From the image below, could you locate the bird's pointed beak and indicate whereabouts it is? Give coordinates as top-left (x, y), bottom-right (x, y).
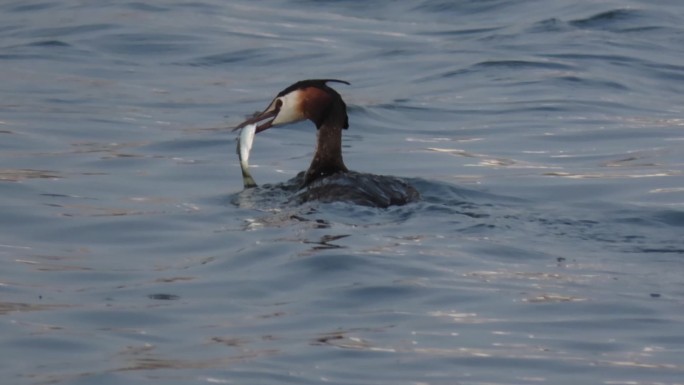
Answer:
top-left (232, 101), bottom-right (280, 133)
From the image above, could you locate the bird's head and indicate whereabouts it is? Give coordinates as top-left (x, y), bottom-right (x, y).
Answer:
top-left (233, 79), bottom-right (350, 133)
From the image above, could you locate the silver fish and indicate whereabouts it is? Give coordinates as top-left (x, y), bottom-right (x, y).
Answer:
top-left (236, 123), bottom-right (257, 189)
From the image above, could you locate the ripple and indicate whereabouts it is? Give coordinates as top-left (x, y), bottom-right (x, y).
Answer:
top-left (3, 1), bottom-right (684, 384)
top-left (473, 59), bottom-right (575, 71)
top-left (182, 49), bottom-right (267, 67)
top-left (570, 9), bottom-right (646, 31)
top-left (652, 210), bottom-right (684, 227)
top-left (0, 301), bottom-right (69, 315)
top-left (94, 32), bottom-right (201, 55)
top-left (123, 2), bottom-right (170, 12)
top-left (0, 168), bottom-right (61, 181)
top-left (26, 40), bottom-right (72, 47)
top-left (5, 2), bottom-right (59, 12)
top-left (22, 23), bottom-right (116, 38)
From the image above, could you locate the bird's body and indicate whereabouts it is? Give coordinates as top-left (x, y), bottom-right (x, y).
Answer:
top-left (233, 79), bottom-right (418, 208)
top-left (292, 170), bottom-right (418, 208)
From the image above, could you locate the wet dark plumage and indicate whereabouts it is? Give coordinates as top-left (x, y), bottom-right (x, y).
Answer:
top-left (291, 171), bottom-right (419, 208)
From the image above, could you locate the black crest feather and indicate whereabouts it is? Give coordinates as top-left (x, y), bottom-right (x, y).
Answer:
top-left (277, 79), bottom-right (350, 97)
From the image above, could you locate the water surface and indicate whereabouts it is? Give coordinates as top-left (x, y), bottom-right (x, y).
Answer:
top-left (1, 1), bottom-right (683, 384)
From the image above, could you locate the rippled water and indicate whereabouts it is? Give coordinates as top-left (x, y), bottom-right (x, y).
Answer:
top-left (2, 1), bottom-right (684, 384)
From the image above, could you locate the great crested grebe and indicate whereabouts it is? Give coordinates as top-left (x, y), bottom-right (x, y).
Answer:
top-left (233, 79), bottom-right (419, 207)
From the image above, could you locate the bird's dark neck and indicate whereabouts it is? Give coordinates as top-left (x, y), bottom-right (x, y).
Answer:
top-left (304, 103), bottom-right (348, 185)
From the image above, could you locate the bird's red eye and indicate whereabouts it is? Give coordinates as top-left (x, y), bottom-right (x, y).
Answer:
top-left (275, 99), bottom-right (283, 110)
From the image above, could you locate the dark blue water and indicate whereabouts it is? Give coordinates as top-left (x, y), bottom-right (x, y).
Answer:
top-left (2, 1), bottom-right (683, 384)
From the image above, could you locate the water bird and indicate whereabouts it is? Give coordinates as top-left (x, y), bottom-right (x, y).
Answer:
top-left (233, 79), bottom-right (419, 207)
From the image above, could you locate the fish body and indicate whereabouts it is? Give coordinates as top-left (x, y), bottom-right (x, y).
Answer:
top-left (236, 123), bottom-right (257, 188)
